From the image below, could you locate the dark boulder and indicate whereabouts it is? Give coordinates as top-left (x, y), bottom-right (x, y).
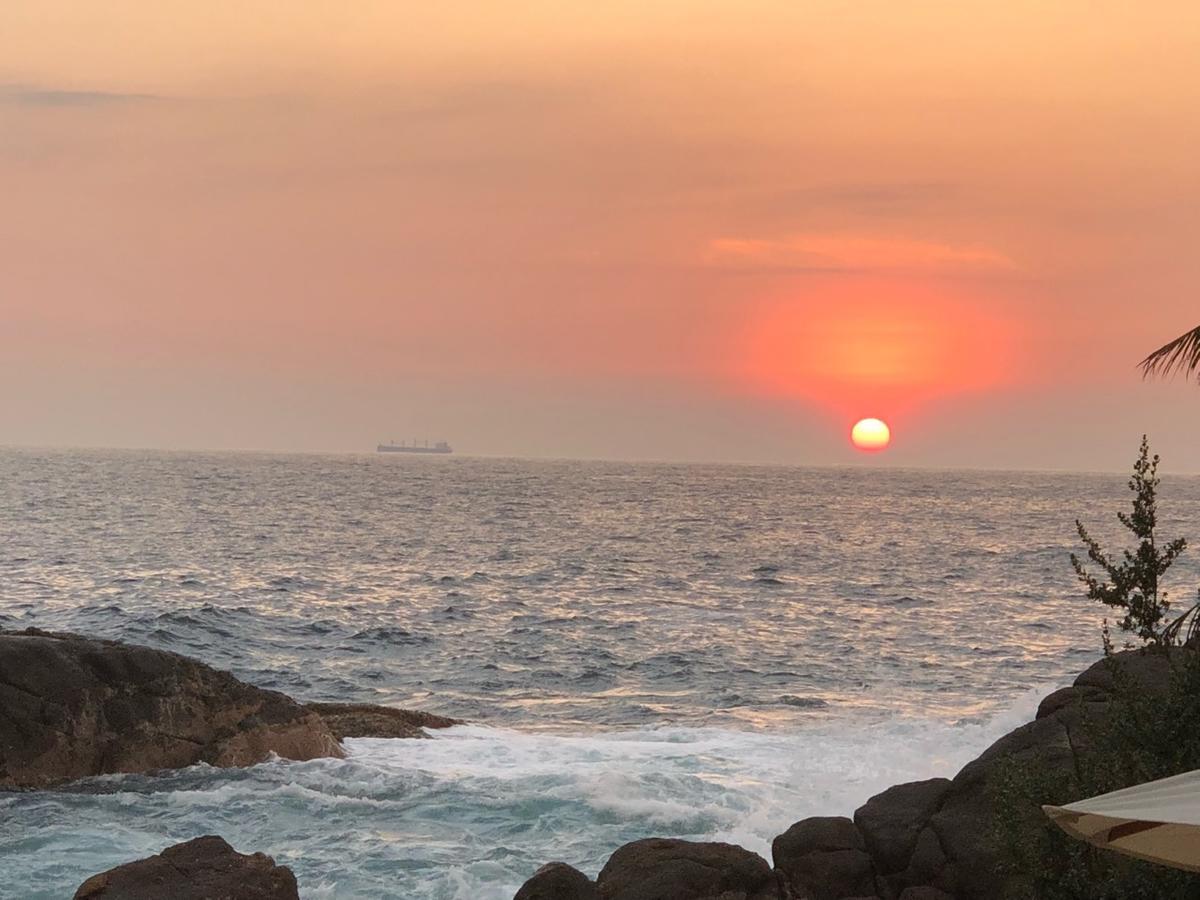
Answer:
top-left (896, 827), bottom-right (946, 891)
top-left (854, 779), bottom-right (950, 875)
top-left (73, 835), bottom-right (299, 899)
top-left (897, 889), bottom-right (954, 900)
top-left (515, 862), bottom-right (599, 899)
top-left (772, 817), bottom-right (875, 900)
top-left (852, 779), bottom-right (952, 896)
top-left (0, 628), bottom-right (343, 788)
top-left (597, 838), bottom-right (780, 900)
top-left (1033, 685), bottom-right (1080, 720)
top-left (306, 701), bottom-right (460, 739)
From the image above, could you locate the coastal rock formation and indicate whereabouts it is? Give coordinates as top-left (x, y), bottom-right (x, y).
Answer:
top-left (73, 835), bottom-right (299, 899)
top-left (772, 816), bottom-right (875, 899)
top-left (0, 627), bottom-right (343, 788)
top-left (514, 862), bottom-right (599, 899)
top-left (770, 648), bottom-right (1174, 900)
top-left (512, 839), bottom-right (781, 900)
top-left (306, 701), bottom-right (460, 739)
top-left (597, 838), bottom-right (780, 899)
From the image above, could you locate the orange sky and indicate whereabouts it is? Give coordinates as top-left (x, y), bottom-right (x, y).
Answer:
top-left (3, 2), bottom-right (1200, 467)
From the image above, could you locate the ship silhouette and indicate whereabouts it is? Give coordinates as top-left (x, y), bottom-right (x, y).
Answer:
top-left (376, 439), bottom-right (453, 455)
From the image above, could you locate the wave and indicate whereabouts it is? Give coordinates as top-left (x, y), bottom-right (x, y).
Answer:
top-left (0, 692), bottom-right (1053, 900)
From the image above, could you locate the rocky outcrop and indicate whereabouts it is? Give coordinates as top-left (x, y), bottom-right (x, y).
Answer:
top-left (772, 816), bottom-right (875, 899)
top-left (306, 702), bottom-right (460, 739)
top-left (73, 835), bottom-right (299, 899)
top-left (514, 862), bottom-right (599, 899)
top-left (0, 628), bottom-right (343, 788)
top-left (596, 838), bottom-right (780, 900)
top-left (770, 648), bottom-right (1177, 900)
top-left (854, 779), bottom-right (951, 877)
top-left (512, 840), bottom-right (782, 900)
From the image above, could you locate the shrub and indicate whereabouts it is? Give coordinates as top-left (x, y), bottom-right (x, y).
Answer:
top-left (1071, 435), bottom-right (1187, 648)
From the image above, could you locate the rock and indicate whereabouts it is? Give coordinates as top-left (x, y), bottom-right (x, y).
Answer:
top-left (1072, 646), bottom-right (1174, 694)
top-left (515, 862), bottom-right (599, 899)
top-left (1033, 686), bottom-right (1079, 719)
top-left (0, 628), bottom-right (343, 788)
top-left (854, 779), bottom-right (951, 875)
top-left (597, 838), bottom-right (779, 900)
top-left (897, 889), bottom-right (953, 900)
top-left (73, 835), bottom-right (299, 899)
top-left (307, 701), bottom-right (461, 739)
top-left (898, 827), bottom-right (946, 889)
top-left (771, 817), bottom-right (875, 900)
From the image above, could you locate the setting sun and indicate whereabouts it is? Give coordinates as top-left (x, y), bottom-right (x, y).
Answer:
top-left (851, 417), bottom-right (891, 451)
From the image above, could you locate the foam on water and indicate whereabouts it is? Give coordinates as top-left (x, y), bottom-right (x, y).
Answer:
top-left (1, 692), bottom-right (1047, 899)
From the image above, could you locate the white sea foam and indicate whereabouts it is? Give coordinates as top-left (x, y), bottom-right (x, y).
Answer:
top-left (0, 694), bottom-right (1052, 900)
top-left (341, 687), bottom-right (1048, 859)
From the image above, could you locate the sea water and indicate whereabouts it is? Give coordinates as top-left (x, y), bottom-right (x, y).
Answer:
top-left (3, 449), bottom-right (1200, 898)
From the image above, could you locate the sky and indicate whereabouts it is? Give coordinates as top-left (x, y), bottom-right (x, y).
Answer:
top-left (3, 2), bottom-right (1200, 469)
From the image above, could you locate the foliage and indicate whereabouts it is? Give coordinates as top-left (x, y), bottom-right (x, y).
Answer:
top-left (1141, 324), bottom-right (1200, 382)
top-left (1071, 435), bottom-right (1187, 648)
top-left (990, 648), bottom-right (1200, 899)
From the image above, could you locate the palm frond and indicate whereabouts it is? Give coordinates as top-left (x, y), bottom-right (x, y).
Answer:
top-left (1139, 325), bottom-right (1200, 380)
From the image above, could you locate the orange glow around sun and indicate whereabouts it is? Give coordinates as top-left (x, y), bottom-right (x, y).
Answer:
top-left (851, 417), bottom-right (891, 451)
top-left (738, 280), bottom-right (1017, 433)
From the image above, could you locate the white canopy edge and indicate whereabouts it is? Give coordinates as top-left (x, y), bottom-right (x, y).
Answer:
top-left (1044, 769), bottom-right (1200, 872)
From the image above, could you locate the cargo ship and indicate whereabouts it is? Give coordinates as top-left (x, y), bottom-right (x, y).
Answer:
top-left (376, 440), bottom-right (453, 454)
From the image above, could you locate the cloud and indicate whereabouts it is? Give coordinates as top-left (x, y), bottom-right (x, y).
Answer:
top-left (736, 182), bottom-right (959, 218)
top-left (705, 233), bottom-right (1016, 273)
top-left (0, 84), bottom-right (161, 107)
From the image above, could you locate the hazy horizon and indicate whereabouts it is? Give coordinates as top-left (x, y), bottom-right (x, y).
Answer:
top-left (8, 438), bottom-right (1200, 479)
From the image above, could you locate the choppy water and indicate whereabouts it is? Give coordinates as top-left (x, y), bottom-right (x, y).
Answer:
top-left (3, 449), bottom-right (1200, 898)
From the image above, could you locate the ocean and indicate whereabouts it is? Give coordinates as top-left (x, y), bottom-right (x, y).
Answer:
top-left (3, 448), bottom-right (1199, 898)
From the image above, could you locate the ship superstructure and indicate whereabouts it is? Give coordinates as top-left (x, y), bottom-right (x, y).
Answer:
top-left (376, 440), bottom-right (453, 454)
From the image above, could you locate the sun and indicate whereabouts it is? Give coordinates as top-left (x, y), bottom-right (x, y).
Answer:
top-left (851, 417), bottom-right (891, 451)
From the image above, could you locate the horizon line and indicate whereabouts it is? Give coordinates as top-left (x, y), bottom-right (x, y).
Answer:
top-left (2, 440), bottom-right (1194, 479)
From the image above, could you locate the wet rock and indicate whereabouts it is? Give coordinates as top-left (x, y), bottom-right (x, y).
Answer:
top-left (0, 628), bottom-right (343, 788)
top-left (898, 827), bottom-right (947, 889)
top-left (854, 778), bottom-right (951, 875)
top-left (597, 838), bottom-right (779, 899)
top-left (515, 862), bottom-right (599, 899)
top-left (771, 817), bottom-right (875, 900)
top-left (73, 835), bottom-right (299, 899)
top-left (1033, 686), bottom-right (1079, 719)
top-left (897, 888), bottom-right (954, 900)
top-left (306, 701), bottom-right (460, 739)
